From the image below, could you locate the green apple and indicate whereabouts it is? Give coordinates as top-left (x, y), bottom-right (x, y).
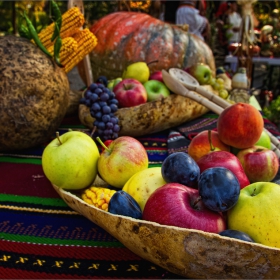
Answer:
top-left (188, 63), bottom-right (212, 85)
top-left (122, 167), bottom-right (166, 211)
top-left (107, 77), bottom-right (122, 91)
top-left (122, 62), bottom-right (150, 84)
top-left (143, 80), bottom-right (170, 102)
top-left (254, 130), bottom-right (271, 149)
top-left (42, 131), bottom-right (100, 190)
top-left (228, 182), bottom-right (280, 249)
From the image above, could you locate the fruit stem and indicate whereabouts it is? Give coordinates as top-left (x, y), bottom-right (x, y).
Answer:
top-left (208, 130), bottom-right (215, 152)
top-left (96, 137), bottom-right (110, 152)
top-left (56, 131), bottom-right (62, 145)
top-left (193, 196), bottom-right (202, 209)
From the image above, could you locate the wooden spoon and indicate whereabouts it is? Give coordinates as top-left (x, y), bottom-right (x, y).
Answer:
top-left (169, 68), bottom-right (231, 110)
top-left (162, 70), bottom-right (223, 115)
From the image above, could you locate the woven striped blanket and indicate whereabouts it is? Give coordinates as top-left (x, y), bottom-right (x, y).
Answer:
top-left (1, 112), bottom-right (279, 278)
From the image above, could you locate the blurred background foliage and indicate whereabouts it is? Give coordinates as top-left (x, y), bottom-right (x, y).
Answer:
top-left (1, 0), bottom-right (280, 36)
top-left (0, 1), bottom-right (119, 35)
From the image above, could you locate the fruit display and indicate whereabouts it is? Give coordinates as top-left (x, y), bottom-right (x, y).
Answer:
top-left (86, 12), bottom-right (215, 81)
top-left (79, 89), bottom-right (213, 137)
top-left (0, 35), bottom-right (69, 152)
top-left (49, 91), bottom-right (280, 278)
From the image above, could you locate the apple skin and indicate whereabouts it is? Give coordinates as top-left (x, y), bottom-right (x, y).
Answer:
top-left (143, 183), bottom-right (226, 233)
top-left (98, 136), bottom-right (149, 188)
top-left (217, 103), bottom-right (264, 149)
top-left (196, 151), bottom-right (250, 189)
top-left (107, 77), bottom-right (122, 91)
top-left (122, 167), bottom-right (166, 211)
top-left (228, 182), bottom-right (280, 248)
top-left (236, 146), bottom-right (279, 183)
top-left (113, 78), bottom-right (147, 108)
top-left (187, 63), bottom-right (212, 85)
top-left (254, 130), bottom-right (271, 149)
top-left (188, 130), bottom-right (231, 162)
top-left (42, 131), bottom-right (100, 190)
top-left (149, 70), bottom-right (164, 83)
top-left (143, 80), bottom-right (170, 102)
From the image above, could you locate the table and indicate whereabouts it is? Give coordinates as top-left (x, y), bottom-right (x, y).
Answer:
top-left (1, 112), bottom-right (280, 279)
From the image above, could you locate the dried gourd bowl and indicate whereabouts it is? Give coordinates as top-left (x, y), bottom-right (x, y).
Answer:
top-left (78, 84), bottom-right (216, 137)
top-left (53, 182), bottom-right (280, 279)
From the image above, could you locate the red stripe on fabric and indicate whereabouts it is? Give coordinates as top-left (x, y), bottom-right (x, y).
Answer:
top-left (0, 162), bottom-right (60, 198)
top-left (0, 240), bottom-right (141, 261)
top-left (0, 267), bottom-right (109, 279)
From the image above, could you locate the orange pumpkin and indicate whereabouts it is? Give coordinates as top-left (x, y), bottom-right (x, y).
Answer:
top-left (88, 12), bottom-right (215, 80)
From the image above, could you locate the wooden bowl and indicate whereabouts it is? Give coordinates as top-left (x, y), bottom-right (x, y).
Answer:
top-left (53, 184), bottom-right (280, 279)
top-left (79, 85), bottom-right (216, 137)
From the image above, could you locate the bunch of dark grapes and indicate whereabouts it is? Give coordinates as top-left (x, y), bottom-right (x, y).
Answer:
top-left (80, 82), bottom-right (120, 140)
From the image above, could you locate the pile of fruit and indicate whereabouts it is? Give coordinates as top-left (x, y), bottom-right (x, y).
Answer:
top-left (43, 100), bottom-right (280, 250)
top-left (79, 60), bottom-right (231, 140)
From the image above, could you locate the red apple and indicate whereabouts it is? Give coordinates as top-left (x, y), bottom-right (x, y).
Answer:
top-left (143, 183), bottom-right (226, 233)
top-left (236, 146), bottom-right (279, 183)
top-left (149, 70), bottom-right (164, 83)
top-left (217, 103), bottom-right (264, 149)
top-left (196, 151), bottom-right (250, 189)
top-left (97, 136), bottom-right (149, 188)
top-left (188, 130), bottom-right (231, 162)
top-left (113, 78), bottom-right (147, 108)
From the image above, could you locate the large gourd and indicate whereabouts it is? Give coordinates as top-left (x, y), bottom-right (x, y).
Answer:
top-left (86, 12), bottom-right (215, 80)
top-left (0, 36), bottom-right (70, 151)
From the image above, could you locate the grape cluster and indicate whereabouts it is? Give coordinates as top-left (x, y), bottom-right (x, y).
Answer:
top-left (80, 82), bottom-right (120, 140)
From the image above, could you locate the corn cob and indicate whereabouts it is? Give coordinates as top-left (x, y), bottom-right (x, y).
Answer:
top-left (81, 186), bottom-right (116, 211)
top-left (63, 28), bottom-right (98, 73)
top-left (47, 37), bottom-right (78, 64)
top-left (38, 7), bottom-right (85, 49)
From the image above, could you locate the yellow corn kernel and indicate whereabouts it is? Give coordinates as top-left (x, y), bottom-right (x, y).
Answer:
top-left (38, 7), bottom-right (85, 49)
top-left (81, 186), bottom-right (116, 212)
top-left (63, 28), bottom-right (98, 73)
top-left (47, 37), bottom-right (78, 63)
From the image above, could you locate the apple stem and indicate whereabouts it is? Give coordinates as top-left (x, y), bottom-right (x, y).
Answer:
top-left (56, 131), bottom-right (62, 145)
top-left (193, 196), bottom-right (202, 209)
top-left (96, 137), bottom-right (110, 152)
top-left (208, 130), bottom-right (215, 152)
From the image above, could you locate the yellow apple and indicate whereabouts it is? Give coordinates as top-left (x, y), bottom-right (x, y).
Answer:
top-left (228, 182), bottom-right (280, 248)
top-left (42, 131), bottom-right (100, 190)
top-left (122, 167), bottom-right (166, 211)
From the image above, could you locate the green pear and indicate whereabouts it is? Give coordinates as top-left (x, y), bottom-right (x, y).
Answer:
top-left (122, 62), bottom-right (150, 84)
top-left (228, 182), bottom-right (280, 249)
